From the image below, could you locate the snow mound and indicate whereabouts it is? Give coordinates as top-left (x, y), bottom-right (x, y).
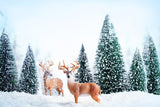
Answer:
top-left (0, 91), bottom-right (160, 107)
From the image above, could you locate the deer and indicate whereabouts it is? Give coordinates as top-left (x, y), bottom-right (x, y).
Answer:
top-left (58, 60), bottom-right (101, 103)
top-left (39, 60), bottom-right (64, 96)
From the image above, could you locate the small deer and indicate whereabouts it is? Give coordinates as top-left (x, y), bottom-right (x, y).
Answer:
top-left (39, 60), bottom-right (64, 96)
top-left (58, 60), bottom-right (101, 103)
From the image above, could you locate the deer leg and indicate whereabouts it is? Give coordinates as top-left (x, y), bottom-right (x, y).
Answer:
top-left (74, 94), bottom-right (79, 103)
top-left (56, 88), bottom-right (61, 96)
top-left (61, 89), bottom-right (64, 96)
top-left (49, 89), bottom-right (52, 96)
top-left (59, 88), bottom-right (64, 96)
top-left (91, 94), bottom-right (100, 103)
top-left (45, 88), bottom-right (47, 95)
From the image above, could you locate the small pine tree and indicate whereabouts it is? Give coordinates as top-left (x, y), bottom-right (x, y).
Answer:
top-left (143, 35), bottom-right (160, 95)
top-left (128, 48), bottom-right (146, 91)
top-left (75, 44), bottom-right (93, 83)
top-left (19, 45), bottom-right (38, 94)
top-left (95, 15), bottom-right (126, 94)
top-left (0, 29), bottom-right (18, 92)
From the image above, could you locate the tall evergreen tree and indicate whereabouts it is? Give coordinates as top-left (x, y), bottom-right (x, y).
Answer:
top-left (75, 44), bottom-right (93, 83)
top-left (128, 48), bottom-right (145, 91)
top-left (95, 15), bottom-right (125, 94)
top-left (19, 45), bottom-right (38, 94)
top-left (0, 29), bottom-right (18, 92)
top-left (143, 35), bottom-right (160, 95)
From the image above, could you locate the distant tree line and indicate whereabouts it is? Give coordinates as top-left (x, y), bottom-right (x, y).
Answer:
top-left (0, 13), bottom-right (160, 96)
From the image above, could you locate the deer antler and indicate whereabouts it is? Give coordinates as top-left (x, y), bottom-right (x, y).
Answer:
top-left (58, 60), bottom-right (69, 71)
top-left (39, 61), bottom-right (46, 71)
top-left (46, 60), bottom-right (54, 71)
top-left (71, 61), bottom-right (80, 72)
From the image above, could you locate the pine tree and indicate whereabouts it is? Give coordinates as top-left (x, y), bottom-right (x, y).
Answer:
top-left (128, 48), bottom-right (145, 91)
top-left (143, 35), bottom-right (160, 95)
top-left (19, 45), bottom-right (38, 94)
top-left (75, 44), bottom-right (93, 83)
top-left (0, 29), bottom-right (18, 92)
top-left (95, 15), bottom-right (125, 94)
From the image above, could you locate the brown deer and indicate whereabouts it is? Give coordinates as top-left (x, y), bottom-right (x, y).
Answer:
top-left (58, 60), bottom-right (101, 103)
top-left (39, 60), bottom-right (64, 96)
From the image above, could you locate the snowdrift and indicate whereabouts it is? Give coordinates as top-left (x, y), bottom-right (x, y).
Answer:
top-left (0, 91), bottom-right (160, 107)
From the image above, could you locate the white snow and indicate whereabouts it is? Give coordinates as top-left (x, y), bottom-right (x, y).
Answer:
top-left (0, 91), bottom-right (160, 107)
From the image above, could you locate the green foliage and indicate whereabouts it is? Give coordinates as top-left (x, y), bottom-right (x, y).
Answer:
top-left (75, 44), bottom-right (93, 83)
top-left (128, 48), bottom-right (146, 91)
top-left (95, 15), bottom-right (126, 94)
top-left (0, 30), bottom-right (18, 92)
top-left (19, 45), bottom-right (38, 94)
top-left (143, 35), bottom-right (160, 95)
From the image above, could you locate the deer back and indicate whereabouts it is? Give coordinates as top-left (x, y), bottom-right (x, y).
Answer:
top-left (46, 78), bottom-right (63, 89)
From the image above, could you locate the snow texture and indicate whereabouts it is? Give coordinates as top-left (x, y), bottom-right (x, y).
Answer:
top-left (0, 91), bottom-right (160, 107)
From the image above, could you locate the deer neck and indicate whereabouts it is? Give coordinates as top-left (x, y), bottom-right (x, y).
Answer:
top-left (67, 76), bottom-right (77, 94)
top-left (43, 75), bottom-right (47, 87)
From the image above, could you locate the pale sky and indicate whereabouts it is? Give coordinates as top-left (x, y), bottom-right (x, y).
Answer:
top-left (0, 0), bottom-right (160, 72)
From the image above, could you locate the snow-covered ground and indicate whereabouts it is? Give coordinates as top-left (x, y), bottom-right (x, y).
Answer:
top-left (0, 91), bottom-right (160, 107)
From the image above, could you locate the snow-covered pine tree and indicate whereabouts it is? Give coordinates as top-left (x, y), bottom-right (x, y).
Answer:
top-left (142, 35), bottom-right (160, 95)
top-left (75, 44), bottom-right (93, 83)
top-left (19, 45), bottom-right (38, 94)
top-left (0, 29), bottom-right (18, 92)
top-left (128, 48), bottom-right (145, 91)
top-left (95, 15), bottom-right (125, 94)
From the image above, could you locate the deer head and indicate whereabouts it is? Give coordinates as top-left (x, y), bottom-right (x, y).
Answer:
top-left (39, 60), bottom-right (54, 79)
top-left (58, 60), bottom-right (80, 78)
